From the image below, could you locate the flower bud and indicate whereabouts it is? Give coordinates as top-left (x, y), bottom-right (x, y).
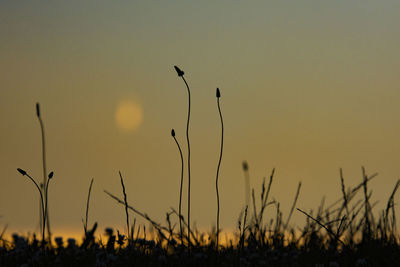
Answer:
top-left (174, 66), bottom-right (184, 77)
top-left (171, 129), bottom-right (175, 137)
top-left (48, 171), bottom-right (54, 179)
top-left (36, 103), bottom-right (40, 117)
top-left (216, 88), bottom-right (221, 98)
top-left (17, 168), bottom-right (27, 176)
top-left (242, 161), bottom-right (249, 171)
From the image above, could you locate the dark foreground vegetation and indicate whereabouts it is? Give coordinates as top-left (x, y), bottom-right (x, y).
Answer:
top-left (1, 166), bottom-right (400, 266)
top-left (2, 67), bottom-right (400, 266)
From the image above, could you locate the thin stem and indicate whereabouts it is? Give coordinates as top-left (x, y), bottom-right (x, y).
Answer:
top-left (339, 168), bottom-right (350, 217)
top-left (0, 224), bottom-right (7, 243)
top-left (44, 174), bottom-right (52, 245)
top-left (172, 132), bottom-right (184, 245)
top-left (181, 75), bottom-right (191, 250)
top-left (258, 168), bottom-right (275, 225)
top-left (215, 89), bottom-right (224, 249)
top-left (23, 172), bottom-right (46, 245)
top-left (84, 178), bottom-right (94, 234)
top-left (36, 103), bottom-right (51, 239)
top-left (119, 171), bottom-right (130, 243)
top-left (242, 162), bottom-right (250, 208)
top-left (284, 181), bottom-right (302, 230)
top-left (297, 208), bottom-right (345, 246)
top-left (104, 190), bottom-right (169, 233)
top-left (362, 167), bottom-right (371, 239)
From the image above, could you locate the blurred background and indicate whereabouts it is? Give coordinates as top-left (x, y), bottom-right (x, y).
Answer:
top-left (1, 0), bottom-right (400, 238)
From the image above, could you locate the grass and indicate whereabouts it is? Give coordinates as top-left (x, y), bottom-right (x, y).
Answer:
top-left (36, 103), bottom-right (51, 241)
top-left (215, 87), bottom-right (224, 250)
top-left (83, 178), bottom-right (94, 235)
top-left (2, 69), bottom-right (400, 266)
top-left (171, 128), bottom-right (185, 245)
top-left (16, 168), bottom-right (53, 247)
top-left (3, 167), bottom-right (400, 266)
top-left (174, 65), bottom-right (192, 251)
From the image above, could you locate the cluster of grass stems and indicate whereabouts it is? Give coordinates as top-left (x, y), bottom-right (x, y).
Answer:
top-left (3, 165), bottom-right (400, 266)
top-left (2, 68), bottom-right (400, 266)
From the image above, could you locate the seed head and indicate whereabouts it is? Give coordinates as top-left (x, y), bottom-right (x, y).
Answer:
top-left (17, 168), bottom-right (27, 176)
top-left (171, 129), bottom-right (175, 137)
top-left (48, 171), bottom-right (54, 179)
top-left (36, 103), bottom-right (40, 117)
top-left (242, 161), bottom-right (249, 171)
top-left (216, 88), bottom-right (221, 98)
top-left (174, 66), bottom-right (184, 77)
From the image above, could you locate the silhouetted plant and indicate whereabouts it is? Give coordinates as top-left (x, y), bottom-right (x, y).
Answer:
top-left (174, 65), bottom-right (192, 250)
top-left (16, 168), bottom-right (53, 246)
top-left (5, 166), bottom-right (400, 266)
top-left (36, 103), bottom-right (51, 240)
top-left (284, 181), bottom-right (302, 230)
top-left (242, 161), bottom-right (250, 209)
top-left (119, 171), bottom-right (131, 244)
top-left (215, 88), bottom-right (224, 250)
top-left (171, 128), bottom-right (185, 245)
top-left (83, 178), bottom-right (94, 235)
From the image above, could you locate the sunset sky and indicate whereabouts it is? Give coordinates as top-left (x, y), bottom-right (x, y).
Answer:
top-left (1, 1), bottom-right (400, 238)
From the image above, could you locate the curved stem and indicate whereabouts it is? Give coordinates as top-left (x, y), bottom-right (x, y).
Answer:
top-left (25, 173), bottom-right (46, 245)
top-left (85, 178), bottom-right (94, 234)
top-left (44, 177), bottom-right (52, 242)
top-left (216, 96), bottom-right (224, 250)
top-left (181, 76), bottom-right (191, 249)
top-left (173, 135), bottom-right (185, 245)
top-left (38, 115), bottom-right (50, 239)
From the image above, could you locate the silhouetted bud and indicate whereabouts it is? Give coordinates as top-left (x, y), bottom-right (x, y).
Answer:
top-left (48, 171), bottom-right (54, 179)
top-left (105, 228), bottom-right (114, 236)
top-left (216, 88), bottom-right (221, 98)
top-left (17, 168), bottom-right (27, 176)
top-left (174, 66), bottom-right (184, 77)
top-left (36, 103), bottom-right (40, 117)
top-left (242, 161), bottom-right (249, 171)
top-left (171, 129), bottom-right (175, 137)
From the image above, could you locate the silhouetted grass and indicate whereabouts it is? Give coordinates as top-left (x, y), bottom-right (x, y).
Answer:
top-left (215, 87), bottom-right (223, 250)
top-left (16, 168), bottom-right (53, 247)
top-left (171, 128), bottom-right (185, 245)
top-left (119, 171), bottom-right (130, 244)
top-left (174, 65), bottom-right (192, 251)
top-left (36, 103), bottom-right (52, 241)
top-left (4, 167), bottom-right (400, 266)
top-left (83, 178), bottom-right (94, 235)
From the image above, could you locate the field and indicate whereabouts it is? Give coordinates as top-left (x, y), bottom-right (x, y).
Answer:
top-left (1, 167), bottom-right (400, 266)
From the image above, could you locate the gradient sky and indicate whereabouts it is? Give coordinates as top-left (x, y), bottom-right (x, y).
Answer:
top-left (1, 1), bottom-right (400, 238)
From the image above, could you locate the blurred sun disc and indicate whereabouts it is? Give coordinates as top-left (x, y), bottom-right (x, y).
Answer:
top-left (115, 100), bottom-right (143, 133)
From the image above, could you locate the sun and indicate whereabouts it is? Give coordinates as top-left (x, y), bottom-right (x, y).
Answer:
top-left (115, 100), bottom-right (143, 133)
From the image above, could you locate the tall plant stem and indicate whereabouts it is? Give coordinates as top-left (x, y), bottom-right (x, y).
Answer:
top-left (36, 103), bottom-right (51, 240)
top-left (181, 75), bottom-right (192, 250)
top-left (172, 129), bottom-right (184, 245)
top-left (215, 88), bottom-right (223, 250)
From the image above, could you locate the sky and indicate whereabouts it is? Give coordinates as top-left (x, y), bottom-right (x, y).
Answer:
top-left (1, 0), bottom-right (400, 239)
